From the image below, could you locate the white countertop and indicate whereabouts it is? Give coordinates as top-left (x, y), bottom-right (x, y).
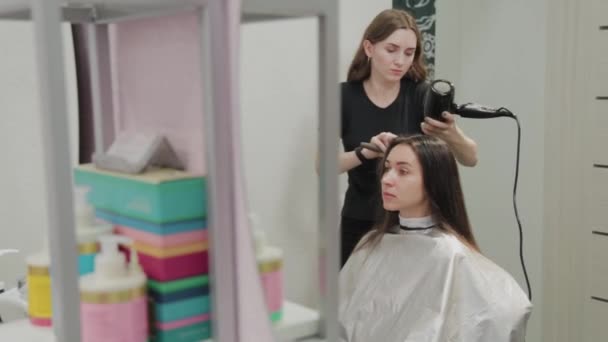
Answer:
top-left (0, 319), bottom-right (55, 342)
top-left (0, 300), bottom-right (320, 341)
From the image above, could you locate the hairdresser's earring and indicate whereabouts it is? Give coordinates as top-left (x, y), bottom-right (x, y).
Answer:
top-left (367, 56), bottom-right (371, 64)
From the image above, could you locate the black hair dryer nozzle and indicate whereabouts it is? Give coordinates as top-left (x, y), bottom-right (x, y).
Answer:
top-left (424, 79), bottom-right (514, 120)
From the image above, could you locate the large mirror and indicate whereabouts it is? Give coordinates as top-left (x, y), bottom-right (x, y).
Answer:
top-left (0, 0), bottom-right (604, 341)
top-left (239, 0), bottom-right (606, 341)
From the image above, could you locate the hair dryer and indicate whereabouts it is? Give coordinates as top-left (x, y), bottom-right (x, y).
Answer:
top-left (424, 79), bottom-right (514, 120)
top-left (422, 80), bottom-right (531, 300)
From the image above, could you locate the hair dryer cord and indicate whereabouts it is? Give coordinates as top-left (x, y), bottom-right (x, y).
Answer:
top-left (510, 112), bottom-right (532, 301)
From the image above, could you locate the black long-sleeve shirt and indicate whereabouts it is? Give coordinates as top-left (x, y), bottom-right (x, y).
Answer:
top-left (340, 77), bottom-right (429, 221)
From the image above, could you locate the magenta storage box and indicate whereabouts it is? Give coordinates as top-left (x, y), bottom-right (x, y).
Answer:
top-left (139, 252), bottom-right (208, 282)
top-left (121, 246), bottom-right (208, 282)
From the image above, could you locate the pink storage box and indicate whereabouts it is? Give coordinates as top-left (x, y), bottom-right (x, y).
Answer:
top-left (115, 225), bottom-right (207, 248)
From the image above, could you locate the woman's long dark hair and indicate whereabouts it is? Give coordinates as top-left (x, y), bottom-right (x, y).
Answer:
top-left (347, 9), bottom-right (427, 82)
top-left (358, 135), bottom-right (479, 251)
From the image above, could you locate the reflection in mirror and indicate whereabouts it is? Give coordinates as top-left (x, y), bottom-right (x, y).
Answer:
top-left (241, 0), bottom-right (608, 340)
top-left (240, 15), bottom-right (322, 340)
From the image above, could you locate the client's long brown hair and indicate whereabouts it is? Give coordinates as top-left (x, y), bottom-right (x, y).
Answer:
top-left (358, 135), bottom-right (479, 251)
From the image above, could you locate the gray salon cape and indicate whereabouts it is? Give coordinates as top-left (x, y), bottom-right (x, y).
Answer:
top-left (339, 219), bottom-right (532, 342)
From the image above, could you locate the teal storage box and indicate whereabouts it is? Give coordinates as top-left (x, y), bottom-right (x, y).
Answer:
top-left (74, 164), bottom-right (207, 224)
top-left (153, 295), bottom-right (210, 323)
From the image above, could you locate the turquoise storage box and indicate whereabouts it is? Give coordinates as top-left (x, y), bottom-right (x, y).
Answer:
top-left (74, 164), bottom-right (207, 224)
top-left (148, 275), bottom-right (209, 301)
top-left (96, 209), bottom-right (206, 235)
top-left (153, 295), bottom-right (210, 323)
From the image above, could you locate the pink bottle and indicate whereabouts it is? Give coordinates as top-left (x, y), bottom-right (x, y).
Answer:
top-left (79, 236), bottom-right (148, 342)
top-left (251, 215), bottom-right (284, 321)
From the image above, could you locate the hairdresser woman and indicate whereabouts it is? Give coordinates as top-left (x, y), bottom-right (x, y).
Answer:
top-left (318, 9), bottom-right (479, 266)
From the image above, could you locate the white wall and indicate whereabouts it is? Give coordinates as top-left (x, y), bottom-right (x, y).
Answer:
top-left (435, 0), bottom-right (546, 341)
top-left (239, 0), bottom-right (390, 307)
top-left (0, 22), bottom-right (78, 289)
top-left (239, 16), bottom-right (319, 308)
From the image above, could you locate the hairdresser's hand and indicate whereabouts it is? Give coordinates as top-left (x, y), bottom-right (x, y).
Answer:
top-left (422, 111), bottom-right (479, 167)
top-left (363, 132), bottom-right (397, 159)
top-left (421, 111), bottom-right (460, 142)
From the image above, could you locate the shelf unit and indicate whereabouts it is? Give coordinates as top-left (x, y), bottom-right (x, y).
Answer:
top-left (0, 0), bottom-right (339, 341)
top-left (0, 300), bottom-right (320, 341)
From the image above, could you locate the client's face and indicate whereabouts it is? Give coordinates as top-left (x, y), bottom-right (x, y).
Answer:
top-left (381, 144), bottom-right (429, 217)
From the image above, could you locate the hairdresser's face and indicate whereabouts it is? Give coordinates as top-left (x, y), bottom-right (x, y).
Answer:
top-left (365, 28), bottom-right (417, 82)
top-left (381, 144), bottom-right (430, 217)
